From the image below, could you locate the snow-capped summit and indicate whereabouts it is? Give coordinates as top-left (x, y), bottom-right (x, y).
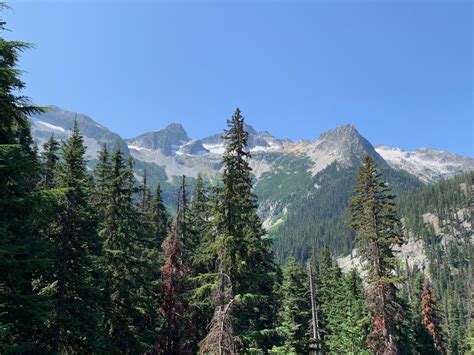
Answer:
top-left (201, 123), bottom-right (288, 154)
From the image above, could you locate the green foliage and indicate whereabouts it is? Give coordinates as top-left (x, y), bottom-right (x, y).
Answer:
top-left (0, 5), bottom-right (49, 352)
top-left (271, 258), bottom-right (311, 354)
top-left (205, 108), bottom-right (280, 352)
top-left (96, 149), bottom-right (160, 352)
top-left (349, 156), bottom-right (404, 354)
top-left (43, 122), bottom-right (104, 353)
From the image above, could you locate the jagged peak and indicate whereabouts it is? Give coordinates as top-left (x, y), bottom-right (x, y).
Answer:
top-left (318, 124), bottom-right (361, 140)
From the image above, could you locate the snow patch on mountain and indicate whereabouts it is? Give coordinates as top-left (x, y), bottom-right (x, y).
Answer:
top-left (36, 121), bottom-right (67, 132)
top-left (203, 143), bottom-right (226, 155)
top-left (375, 145), bottom-right (474, 183)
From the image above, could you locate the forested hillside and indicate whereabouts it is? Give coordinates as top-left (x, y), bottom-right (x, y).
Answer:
top-left (270, 161), bottom-right (422, 261)
top-left (398, 172), bottom-right (473, 354)
top-left (0, 6), bottom-right (472, 354)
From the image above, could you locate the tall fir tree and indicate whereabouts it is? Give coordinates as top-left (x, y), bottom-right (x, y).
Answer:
top-left (212, 108), bottom-right (279, 351)
top-left (96, 149), bottom-right (151, 353)
top-left (40, 135), bottom-right (60, 188)
top-left (48, 122), bottom-right (103, 353)
top-left (271, 258), bottom-right (311, 354)
top-left (0, 4), bottom-right (49, 352)
top-left (349, 156), bottom-right (404, 354)
top-left (187, 174), bottom-right (216, 348)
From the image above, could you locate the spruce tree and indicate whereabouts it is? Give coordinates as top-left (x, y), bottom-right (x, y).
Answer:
top-left (349, 156), bottom-right (404, 354)
top-left (187, 174), bottom-right (216, 348)
top-left (325, 269), bottom-right (369, 354)
top-left (0, 5), bottom-right (49, 351)
top-left (212, 108), bottom-right (279, 351)
top-left (97, 149), bottom-right (150, 353)
top-left (40, 135), bottom-right (60, 188)
top-left (271, 258), bottom-right (311, 354)
top-left (49, 122), bottom-right (103, 353)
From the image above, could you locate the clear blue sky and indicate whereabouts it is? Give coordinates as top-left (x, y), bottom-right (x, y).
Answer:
top-left (5, 0), bottom-right (473, 156)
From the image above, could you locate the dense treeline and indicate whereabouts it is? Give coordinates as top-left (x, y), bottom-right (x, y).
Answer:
top-left (398, 172), bottom-right (474, 354)
top-left (0, 7), bottom-right (471, 354)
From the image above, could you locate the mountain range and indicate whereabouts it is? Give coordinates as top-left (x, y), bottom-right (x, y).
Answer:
top-left (30, 105), bottom-right (474, 259)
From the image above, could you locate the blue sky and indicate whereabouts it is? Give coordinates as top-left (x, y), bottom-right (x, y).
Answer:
top-left (5, 0), bottom-right (473, 156)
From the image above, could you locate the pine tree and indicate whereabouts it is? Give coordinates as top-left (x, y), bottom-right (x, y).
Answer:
top-left (212, 108), bottom-right (279, 351)
top-left (149, 182), bottom-right (169, 246)
top-left (188, 174), bottom-right (211, 262)
top-left (94, 144), bottom-right (113, 217)
top-left (40, 135), bottom-right (60, 188)
top-left (271, 258), bottom-right (311, 354)
top-left (349, 156), bottom-right (404, 354)
top-left (0, 4), bottom-right (49, 351)
top-left (136, 173), bottom-right (167, 349)
top-left (48, 122), bottom-right (103, 353)
top-left (97, 149), bottom-right (150, 353)
top-left (187, 174), bottom-right (217, 349)
top-left (325, 269), bottom-right (369, 354)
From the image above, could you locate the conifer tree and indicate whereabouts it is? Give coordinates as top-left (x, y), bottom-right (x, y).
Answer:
top-left (213, 108), bottom-right (279, 350)
top-left (49, 122), bottom-right (103, 353)
top-left (0, 5), bottom-right (49, 351)
top-left (187, 174), bottom-right (217, 348)
top-left (325, 270), bottom-right (369, 354)
top-left (137, 173), bottom-right (167, 349)
top-left (271, 258), bottom-right (311, 354)
top-left (94, 144), bottom-right (113, 217)
top-left (155, 183), bottom-right (192, 354)
top-left (199, 267), bottom-right (236, 355)
top-left (97, 149), bottom-right (150, 352)
top-left (420, 278), bottom-right (446, 354)
top-left (149, 182), bottom-right (169, 246)
top-left (349, 156), bottom-right (404, 354)
top-left (40, 135), bottom-right (60, 188)
top-left (188, 174), bottom-right (211, 262)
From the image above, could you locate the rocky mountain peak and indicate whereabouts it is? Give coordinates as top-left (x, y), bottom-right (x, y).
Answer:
top-left (126, 123), bottom-right (190, 155)
top-left (301, 124), bottom-right (383, 176)
top-left (30, 105), bottom-right (129, 158)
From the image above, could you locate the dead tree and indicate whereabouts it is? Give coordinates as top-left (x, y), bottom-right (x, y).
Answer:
top-left (200, 269), bottom-right (235, 355)
top-left (308, 261), bottom-right (321, 354)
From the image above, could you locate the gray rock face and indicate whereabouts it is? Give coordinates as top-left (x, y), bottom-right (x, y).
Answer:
top-left (126, 123), bottom-right (190, 156)
top-left (301, 124), bottom-right (386, 176)
top-left (177, 140), bottom-right (209, 156)
top-left (30, 105), bottom-right (129, 159)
